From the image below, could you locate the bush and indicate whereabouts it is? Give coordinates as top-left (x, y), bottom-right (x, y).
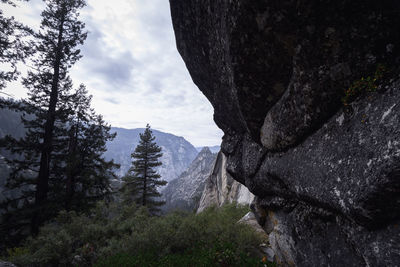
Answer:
top-left (342, 64), bottom-right (387, 105)
top-left (95, 246), bottom-right (270, 267)
top-left (6, 202), bottom-right (270, 266)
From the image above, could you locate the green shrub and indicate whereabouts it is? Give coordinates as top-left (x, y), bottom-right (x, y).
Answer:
top-left (7, 202), bottom-right (269, 266)
top-left (5, 247), bottom-right (29, 260)
top-left (95, 245), bottom-right (271, 267)
top-left (342, 64), bottom-right (386, 105)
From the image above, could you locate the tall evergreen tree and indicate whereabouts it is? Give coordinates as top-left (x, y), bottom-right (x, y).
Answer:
top-left (0, 0), bottom-right (87, 235)
top-left (26, 0), bottom-right (87, 234)
top-left (122, 124), bottom-right (167, 213)
top-left (63, 85), bottom-right (119, 211)
top-left (0, 77), bottom-right (74, 247)
top-left (0, 83), bottom-right (119, 248)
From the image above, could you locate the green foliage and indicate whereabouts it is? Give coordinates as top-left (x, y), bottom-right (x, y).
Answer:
top-left (62, 85), bottom-right (119, 211)
top-left (6, 202), bottom-right (268, 266)
top-left (342, 64), bottom-right (387, 105)
top-left (94, 246), bottom-right (274, 267)
top-left (6, 247), bottom-right (29, 259)
top-left (0, 86), bottom-right (118, 248)
top-left (0, 0), bottom-right (91, 240)
top-left (0, 0), bottom-right (118, 245)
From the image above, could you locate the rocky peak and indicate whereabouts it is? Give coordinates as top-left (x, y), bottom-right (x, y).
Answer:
top-left (196, 146), bottom-right (212, 158)
top-left (162, 147), bottom-right (217, 212)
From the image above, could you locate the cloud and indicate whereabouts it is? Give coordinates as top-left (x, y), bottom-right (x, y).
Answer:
top-left (73, 20), bottom-right (137, 88)
top-left (2, 0), bottom-right (224, 147)
top-left (91, 51), bottom-right (135, 85)
top-left (103, 97), bottom-right (120, 105)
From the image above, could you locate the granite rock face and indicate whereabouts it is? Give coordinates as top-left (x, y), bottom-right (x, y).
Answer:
top-left (163, 147), bottom-right (217, 211)
top-left (197, 151), bottom-right (254, 213)
top-left (170, 0), bottom-right (400, 266)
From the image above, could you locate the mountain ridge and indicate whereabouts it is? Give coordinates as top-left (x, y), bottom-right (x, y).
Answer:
top-left (0, 108), bottom-right (202, 198)
top-left (195, 145), bottom-right (220, 153)
top-left (104, 127), bottom-right (199, 183)
top-left (162, 146), bottom-right (217, 212)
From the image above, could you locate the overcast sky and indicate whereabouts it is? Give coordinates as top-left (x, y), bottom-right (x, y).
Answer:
top-left (1, 0), bottom-right (223, 147)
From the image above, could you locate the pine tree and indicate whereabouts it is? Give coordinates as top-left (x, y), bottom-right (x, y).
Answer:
top-left (0, 78), bottom-right (73, 247)
top-left (0, 0), bottom-right (87, 235)
top-left (0, 83), bottom-right (119, 248)
top-left (26, 0), bottom-right (87, 234)
top-left (63, 85), bottom-right (119, 211)
top-left (122, 124), bottom-right (167, 213)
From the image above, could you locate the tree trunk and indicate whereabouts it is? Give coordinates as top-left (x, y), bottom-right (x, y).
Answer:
top-left (31, 11), bottom-right (65, 235)
top-left (142, 160), bottom-right (147, 206)
top-left (142, 148), bottom-right (148, 206)
top-left (65, 125), bottom-right (78, 211)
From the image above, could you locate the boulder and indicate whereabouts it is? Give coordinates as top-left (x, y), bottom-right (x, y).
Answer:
top-left (0, 261), bottom-right (16, 267)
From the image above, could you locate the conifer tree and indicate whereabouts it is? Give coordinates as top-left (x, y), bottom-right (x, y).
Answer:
top-left (63, 85), bottom-right (119, 211)
top-left (0, 0), bottom-right (87, 235)
top-left (0, 83), bottom-right (119, 247)
top-left (122, 124), bottom-right (167, 213)
top-left (27, 0), bottom-right (87, 234)
top-left (0, 77), bottom-right (74, 247)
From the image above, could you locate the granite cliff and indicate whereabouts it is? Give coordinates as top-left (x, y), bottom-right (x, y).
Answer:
top-left (170, 1), bottom-right (400, 266)
top-left (197, 151), bottom-right (254, 213)
top-left (162, 147), bottom-right (217, 211)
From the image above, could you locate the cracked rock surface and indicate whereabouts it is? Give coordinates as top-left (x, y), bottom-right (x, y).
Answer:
top-left (170, 0), bottom-right (400, 266)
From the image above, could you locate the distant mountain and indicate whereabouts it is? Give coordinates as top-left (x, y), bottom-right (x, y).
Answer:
top-left (0, 107), bottom-right (199, 194)
top-left (196, 145), bottom-right (220, 153)
top-left (162, 147), bottom-right (217, 212)
top-left (105, 127), bottom-right (199, 183)
top-left (0, 107), bottom-right (26, 139)
top-left (0, 107), bottom-right (28, 202)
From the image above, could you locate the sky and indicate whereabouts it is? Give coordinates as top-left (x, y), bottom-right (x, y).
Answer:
top-left (1, 0), bottom-right (223, 147)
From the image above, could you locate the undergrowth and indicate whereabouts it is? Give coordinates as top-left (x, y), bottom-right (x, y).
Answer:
top-left (4, 202), bottom-right (273, 266)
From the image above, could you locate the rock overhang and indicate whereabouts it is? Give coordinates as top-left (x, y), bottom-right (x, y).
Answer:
top-left (169, 0), bottom-right (400, 265)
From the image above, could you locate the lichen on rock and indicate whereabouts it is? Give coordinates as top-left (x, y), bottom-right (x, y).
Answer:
top-left (170, 0), bottom-right (400, 266)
